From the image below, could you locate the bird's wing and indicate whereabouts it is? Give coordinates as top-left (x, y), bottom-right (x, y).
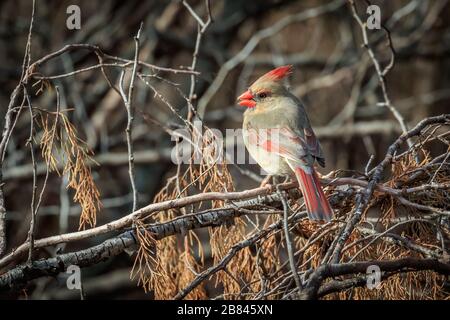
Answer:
top-left (302, 126), bottom-right (325, 167)
top-left (288, 95), bottom-right (326, 167)
top-left (246, 125), bottom-right (317, 167)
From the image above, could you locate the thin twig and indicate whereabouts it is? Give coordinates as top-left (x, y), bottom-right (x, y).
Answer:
top-left (25, 89), bottom-right (37, 263)
top-left (276, 185), bottom-right (302, 292)
top-left (119, 23), bottom-right (143, 212)
top-left (328, 114), bottom-right (450, 264)
top-left (174, 210), bottom-right (304, 300)
top-left (0, 0), bottom-right (36, 258)
top-left (183, 0), bottom-right (212, 122)
top-left (348, 0), bottom-right (412, 147)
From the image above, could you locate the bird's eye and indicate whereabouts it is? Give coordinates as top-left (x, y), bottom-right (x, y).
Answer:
top-left (258, 92), bottom-right (268, 99)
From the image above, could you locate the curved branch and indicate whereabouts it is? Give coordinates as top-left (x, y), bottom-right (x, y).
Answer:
top-left (299, 257), bottom-right (450, 299)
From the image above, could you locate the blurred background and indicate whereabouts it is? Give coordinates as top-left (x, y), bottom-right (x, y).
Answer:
top-left (0, 0), bottom-right (449, 298)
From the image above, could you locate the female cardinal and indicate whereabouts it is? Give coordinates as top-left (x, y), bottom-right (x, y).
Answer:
top-left (237, 65), bottom-right (333, 221)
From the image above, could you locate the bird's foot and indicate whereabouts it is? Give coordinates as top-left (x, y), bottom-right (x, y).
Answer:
top-left (316, 171), bottom-right (333, 179)
top-left (260, 174), bottom-right (273, 189)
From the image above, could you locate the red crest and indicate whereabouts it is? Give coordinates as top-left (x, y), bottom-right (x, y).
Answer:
top-left (259, 65), bottom-right (293, 82)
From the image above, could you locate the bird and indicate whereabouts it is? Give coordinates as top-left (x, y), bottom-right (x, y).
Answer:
top-left (237, 65), bottom-right (334, 222)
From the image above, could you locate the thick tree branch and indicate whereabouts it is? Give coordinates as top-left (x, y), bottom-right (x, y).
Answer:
top-left (0, 193), bottom-right (285, 291)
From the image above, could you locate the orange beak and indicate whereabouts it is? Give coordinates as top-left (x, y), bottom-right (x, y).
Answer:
top-left (237, 90), bottom-right (256, 108)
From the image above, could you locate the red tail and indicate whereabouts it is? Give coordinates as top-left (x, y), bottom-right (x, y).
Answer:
top-left (295, 167), bottom-right (333, 222)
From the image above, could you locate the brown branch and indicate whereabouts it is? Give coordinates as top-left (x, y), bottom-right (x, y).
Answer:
top-left (118, 23), bottom-right (143, 213)
top-left (174, 209), bottom-right (305, 300)
top-left (28, 44), bottom-right (198, 78)
top-left (0, 184), bottom-right (287, 269)
top-left (329, 114), bottom-right (450, 263)
top-left (299, 257), bottom-right (450, 300)
top-left (183, 0), bottom-right (212, 122)
top-left (348, 0), bottom-right (411, 146)
top-left (0, 193), bottom-right (287, 291)
top-left (24, 88), bottom-right (37, 263)
top-left (0, 0), bottom-right (36, 257)
top-left (277, 186), bottom-right (302, 291)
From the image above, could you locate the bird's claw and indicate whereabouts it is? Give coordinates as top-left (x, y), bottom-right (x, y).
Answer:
top-left (260, 174), bottom-right (273, 189)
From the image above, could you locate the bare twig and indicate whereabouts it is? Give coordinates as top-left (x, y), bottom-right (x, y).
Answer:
top-left (174, 210), bottom-right (304, 300)
top-left (0, 0), bottom-right (36, 258)
top-left (0, 183), bottom-right (283, 269)
top-left (329, 114), bottom-right (450, 264)
top-left (276, 186), bottom-right (302, 292)
top-left (348, 0), bottom-right (412, 147)
top-left (118, 23), bottom-right (143, 212)
top-left (25, 89), bottom-right (37, 263)
top-left (182, 0), bottom-right (212, 122)
top-left (299, 257), bottom-right (450, 299)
